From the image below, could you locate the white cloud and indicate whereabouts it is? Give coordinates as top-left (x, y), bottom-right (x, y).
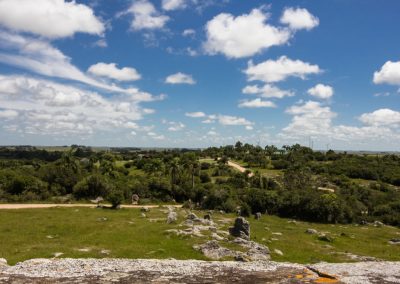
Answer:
top-left (282, 100), bottom-right (337, 137)
top-left (168, 122), bottom-right (185, 131)
top-left (279, 101), bottom-right (400, 149)
top-left (245, 56), bottom-right (321, 83)
top-left (0, 0), bottom-right (104, 38)
top-left (162, 0), bottom-right (186, 11)
top-left (0, 109), bottom-right (18, 119)
top-left (165, 72), bottom-right (196, 84)
top-left (359, 108), bottom-right (400, 127)
top-left (218, 115), bottom-right (253, 126)
top-left (88, 62), bottom-right (141, 81)
top-left (373, 60), bottom-right (400, 85)
top-left (203, 8), bottom-right (291, 58)
top-left (182, 29), bottom-right (196, 37)
top-left (242, 84), bottom-right (294, 98)
top-left (238, 98), bottom-right (276, 108)
top-left (307, 84), bottom-right (334, 99)
top-left (0, 74), bottom-right (154, 136)
top-left (185, 111), bottom-right (206, 118)
top-left (0, 32), bottom-right (161, 101)
top-left (128, 0), bottom-right (169, 30)
top-left (280, 7), bottom-right (319, 31)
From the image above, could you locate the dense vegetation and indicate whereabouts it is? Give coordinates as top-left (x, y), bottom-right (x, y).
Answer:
top-left (0, 143), bottom-right (399, 226)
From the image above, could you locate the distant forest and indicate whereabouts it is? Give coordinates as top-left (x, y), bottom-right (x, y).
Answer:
top-left (0, 143), bottom-right (399, 226)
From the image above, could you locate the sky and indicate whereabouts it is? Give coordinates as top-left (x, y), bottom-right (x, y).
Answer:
top-left (0, 0), bottom-right (399, 150)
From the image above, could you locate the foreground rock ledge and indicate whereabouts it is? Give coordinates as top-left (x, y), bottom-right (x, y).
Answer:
top-left (0, 259), bottom-right (399, 283)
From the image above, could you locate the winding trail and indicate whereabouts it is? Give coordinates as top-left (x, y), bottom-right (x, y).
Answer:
top-left (227, 160), bottom-right (254, 177)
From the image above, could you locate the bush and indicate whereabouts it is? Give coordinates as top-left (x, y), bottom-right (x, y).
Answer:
top-left (107, 190), bottom-right (124, 209)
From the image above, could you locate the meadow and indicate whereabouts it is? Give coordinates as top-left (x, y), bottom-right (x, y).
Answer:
top-left (1, 206), bottom-right (399, 265)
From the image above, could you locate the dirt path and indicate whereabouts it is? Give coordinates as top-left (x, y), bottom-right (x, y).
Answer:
top-left (227, 161), bottom-right (254, 177)
top-left (0, 204), bottom-right (182, 210)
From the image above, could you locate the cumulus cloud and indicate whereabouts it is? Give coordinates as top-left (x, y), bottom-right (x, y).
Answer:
top-left (373, 60), bottom-right (400, 85)
top-left (359, 108), bottom-right (400, 127)
top-left (279, 101), bottom-right (400, 149)
top-left (242, 84), bottom-right (294, 99)
top-left (0, 74), bottom-right (155, 136)
top-left (307, 84), bottom-right (334, 99)
top-left (0, 0), bottom-right (104, 39)
top-left (238, 98), bottom-right (276, 108)
top-left (162, 0), bottom-right (187, 11)
top-left (203, 8), bottom-right (291, 58)
top-left (185, 111), bottom-right (206, 118)
top-left (88, 63), bottom-right (141, 81)
top-left (280, 7), bottom-right (319, 31)
top-left (165, 72), bottom-right (196, 84)
top-left (244, 56), bottom-right (321, 83)
top-left (128, 0), bottom-right (169, 30)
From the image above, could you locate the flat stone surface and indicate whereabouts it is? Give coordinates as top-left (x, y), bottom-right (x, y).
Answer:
top-left (0, 258), bottom-right (399, 283)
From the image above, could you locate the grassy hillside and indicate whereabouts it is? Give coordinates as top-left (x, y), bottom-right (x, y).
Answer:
top-left (0, 207), bottom-right (399, 265)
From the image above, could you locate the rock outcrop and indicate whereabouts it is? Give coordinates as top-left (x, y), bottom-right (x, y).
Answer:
top-left (229, 217), bottom-right (250, 240)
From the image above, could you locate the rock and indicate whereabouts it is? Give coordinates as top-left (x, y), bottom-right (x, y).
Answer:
top-left (204, 214), bottom-right (212, 221)
top-left (100, 249), bottom-right (110, 255)
top-left (232, 238), bottom-right (270, 261)
top-left (90, 196), bottom-right (104, 204)
top-left (305, 228), bottom-right (318, 235)
top-left (167, 211), bottom-right (178, 224)
top-left (318, 234), bottom-right (334, 242)
top-left (187, 213), bottom-right (201, 222)
top-left (53, 252), bottom-right (63, 258)
top-left (0, 258), bottom-right (7, 266)
top-left (272, 232), bottom-right (282, 236)
top-left (389, 238), bottom-right (400, 245)
top-left (229, 217), bottom-right (250, 240)
top-left (254, 212), bottom-right (261, 220)
top-left (211, 233), bottom-right (225, 241)
top-left (219, 210), bottom-right (225, 214)
top-left (131, 194), bottom-right (139, 205)
top-left (141, 207), bottom-right (149, 213)
top-left (273, 249), bottom-right (283, 256)
top-left (141, 213), bottom-right (147, 218)
top-left (97, 217), bottom-right (108, 222)
top-left (209, 226), bottom-right (217, 233)
top-left (193, 241), bottom-right (235, 260)
top-left (234, 254), bottom-right (250, 262)
top-left (373, 221), bottom-right (384, 227)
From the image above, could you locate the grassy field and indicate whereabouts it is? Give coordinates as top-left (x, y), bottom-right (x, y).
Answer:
top-left (0, 207), bottom-right (399, 265)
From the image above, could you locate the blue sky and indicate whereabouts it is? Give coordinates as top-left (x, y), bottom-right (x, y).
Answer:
top-left (0, 0), bottom-right (399, 150)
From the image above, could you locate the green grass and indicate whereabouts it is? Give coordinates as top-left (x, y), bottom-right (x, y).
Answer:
top-left (0, 207), bottom-right (399, 265)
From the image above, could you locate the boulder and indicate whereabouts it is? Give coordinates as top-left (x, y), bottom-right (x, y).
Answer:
top-left (167, 211), bottom-right (178, 224)
top-left (373, 221), bottom-right (384, 227)
top-left (305, 228), bottom-right (318, 235)
top-left (131, 194), bottom-right (140, 205)
top-left (255, 212), bottom-right (262, 220)
top-left (187, 212), bottom-right (200, 221)
top-left (193, 241), bottom-right (235, 260)
top-left (0, 258), bottom-right (7, 266)
top-left (229, 217), bottom-right (250, 240)
top-left (274, 249), bottom-right (283, 256)
top-left (141, 207), bottom-right (149, 213)
top-left (204, 214), bottom-right (212, 221)
top-left (389, 238), bottom-right (400, 245)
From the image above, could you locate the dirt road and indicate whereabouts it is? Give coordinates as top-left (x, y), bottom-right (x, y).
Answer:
top-left (0, 204), bottom-right (181, 210)
top-left (227, 161), bottom-right (254, 177)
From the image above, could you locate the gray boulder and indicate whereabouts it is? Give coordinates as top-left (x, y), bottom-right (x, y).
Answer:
top-left (254, 212), bottom-right (261, 220)
top-left (167, 211), bottom-right (178, 224)
top-left (305, 228), bottom-right (318, 235)
top-left (229, 217), bottom-right (250, 240)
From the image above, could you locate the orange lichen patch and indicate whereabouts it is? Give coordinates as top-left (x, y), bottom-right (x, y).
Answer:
top-left (296, 274), bottom-right (304, 279)
top-left (314, 277), bottom-right (339, 283)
